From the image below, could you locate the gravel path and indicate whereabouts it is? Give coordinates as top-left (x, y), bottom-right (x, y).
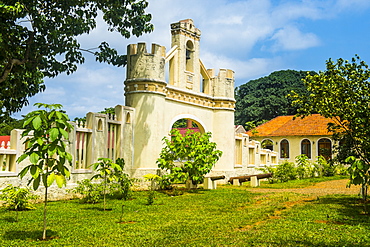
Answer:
top-left (246, 179), bottom-right (362, 196)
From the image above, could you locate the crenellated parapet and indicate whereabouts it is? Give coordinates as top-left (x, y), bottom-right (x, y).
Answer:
top-left (205, 68), bottom-right (235, 98)
top-left (126, 43), bottom-right (166, 82)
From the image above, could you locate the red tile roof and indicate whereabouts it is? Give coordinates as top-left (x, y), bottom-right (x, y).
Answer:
top-left (246, 114), bottom-right (334, 137)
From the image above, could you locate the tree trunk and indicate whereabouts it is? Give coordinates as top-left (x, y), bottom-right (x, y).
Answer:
top-left (43, 185), bottom-right (48, 240)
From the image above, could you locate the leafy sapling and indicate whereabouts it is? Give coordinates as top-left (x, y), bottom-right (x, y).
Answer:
top-left (91, 158), bottom-right (122, 211)
top-left (17, 103), bottom-right (73, 240)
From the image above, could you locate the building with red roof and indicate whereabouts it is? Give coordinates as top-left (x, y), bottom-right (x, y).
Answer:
top-left (246, 114), bottom-right (335, 162)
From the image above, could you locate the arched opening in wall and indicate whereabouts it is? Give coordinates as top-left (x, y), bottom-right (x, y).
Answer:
top-left (318, 138), bottom-right (332, 160)
top-left (280, 139), bottom-right (289, 159)
top-left (301, 139), bottom-right (311, 159)
top-left (126, 112), bottom-right (131, 124)
top-left (186, 40), bottom-right (194, 72)
top-left (262, 139), bottom-right (273, 151)
top-left (97, 119), bottom-right (103, 131)
top-left (172, 118), bottom-right (203, 134)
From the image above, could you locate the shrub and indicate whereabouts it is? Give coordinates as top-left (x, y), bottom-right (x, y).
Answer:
top-left (295, 154), bottom-right (315, 179)
top-left (109, 158), bottom-right (136, 200)
top-left (315, 156), bottom-right (336, 177)
top-left (258, 166), bottom-right (277, 183)
top-left (274, 161), bottom-right (297, 182)
top-left (0, 184), bottom-right (37, 211)
top-left (70, 179), bottom-right (103, 204)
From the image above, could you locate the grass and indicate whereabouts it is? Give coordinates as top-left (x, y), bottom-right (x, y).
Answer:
top-left (0, 176), bottom-right (368, 246)
top-left (248, 175), bottom-right (349, 189)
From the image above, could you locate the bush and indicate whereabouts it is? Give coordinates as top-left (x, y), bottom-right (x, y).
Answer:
top-left (109, 158), bottom-right (136, 200)
top-left (0, 184), bottom-right (38, 211)
top-left (295, 154), bottom-right (316, 179)
top-left (274, 161), bottom-right (297, 182)
top-left (70, 179), bottom-right (103, 204)
top-left (315, 156), bottom-right (337, 177)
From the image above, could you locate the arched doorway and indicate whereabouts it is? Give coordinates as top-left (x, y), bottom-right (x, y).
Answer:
top-left (172, 119), bottom-right (202, 135)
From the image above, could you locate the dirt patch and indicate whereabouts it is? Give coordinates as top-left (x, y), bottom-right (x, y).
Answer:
top-left (236, 179), bottom-right (360, 232)
top-left (245, 179), bottom-right (361, 197)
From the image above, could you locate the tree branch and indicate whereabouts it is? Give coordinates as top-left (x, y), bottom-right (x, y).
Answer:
top-left (0, 31), bottom-right (34, 83)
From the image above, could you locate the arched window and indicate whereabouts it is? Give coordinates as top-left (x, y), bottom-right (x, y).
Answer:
top-left (186, 40), bottom-right (194, 72)
top-left (318, 138), bottom-right (332, 160)
top-left (126, 112), bottom-right (131, 124)
top-left (301, 139), bottom-right (311, 159)
top-left (262, 139), bottom-right (273, 151)
top-left (97, 119), bottom-right (103, 131)
top-left (280, 139), bottom-right (289, 158)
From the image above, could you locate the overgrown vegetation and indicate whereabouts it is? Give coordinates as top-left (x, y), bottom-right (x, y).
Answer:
top-left (260, 155), bottom-right (347, 184)
top-left (0, 1), bottom-right (153, 119)
top-left (0, 177), bottom-right (367, 246)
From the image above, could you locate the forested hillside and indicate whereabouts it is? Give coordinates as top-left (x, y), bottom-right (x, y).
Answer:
top-left (235, 70), bottom-right (315, 129)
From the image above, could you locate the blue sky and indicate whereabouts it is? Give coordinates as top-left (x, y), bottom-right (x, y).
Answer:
top-left (14, 0), bottom-right (370, 119)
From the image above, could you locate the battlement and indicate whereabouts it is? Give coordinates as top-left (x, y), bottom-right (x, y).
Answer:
top-left (126, 42), bottom-right (166, 82)
top-left (206, 69), bottom-right (235, 99)
top-left (127, 43), bottom-right (166, 57)
top-left (207, 68), bottom-right (235, 80)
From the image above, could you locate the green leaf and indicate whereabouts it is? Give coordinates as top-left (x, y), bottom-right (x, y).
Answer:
top-left (33, 176), bottom-right (40, 190)
top-left (18, 166), bottom-right (30, 178)
top-left (29, 152), bottom-right (40, 164)
top-left (59, 128), bottom-right (69, 139)
top-left (55, 174), bottom-right (66, 188)
top-left (32, 115), bottom-right (42, 130)
top-left (30, 165), bottom-right (40, 179)
top-left (47, 172), bottom-right (55, 187)
top-left (49, 128), bottom-right (59, 141)
top-left (17, 153), bottom-right (28, 163)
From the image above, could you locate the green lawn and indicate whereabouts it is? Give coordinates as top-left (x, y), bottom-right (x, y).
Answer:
top-left (0, 177), bottom-right (369, 246)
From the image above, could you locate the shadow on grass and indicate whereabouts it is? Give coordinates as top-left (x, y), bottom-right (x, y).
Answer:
top-left (2, 217), bottom-right (17, 223)
top-left (84, 206), bottom-right (113, 211)
top-left (314, 195), bottom-right (370, 225)
top-left (3, 230), bottom-right (59, 241)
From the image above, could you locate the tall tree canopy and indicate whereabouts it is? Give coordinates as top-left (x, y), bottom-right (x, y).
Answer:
top-left (0, 1), bottom-right (153, 118)
top-left (234, 70), bottom-right (314, 128)
top-left (289, 56), bottom-right (370, 198)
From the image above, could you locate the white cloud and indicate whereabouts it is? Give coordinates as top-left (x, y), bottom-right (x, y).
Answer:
top-left (201, 51), bottom-right (284, 84)
top-left (271, 26), bottom-right (321, 51)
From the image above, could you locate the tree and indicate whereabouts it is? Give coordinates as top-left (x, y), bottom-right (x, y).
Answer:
top-left (0, 115), bottom-right (24, 135)
top-left (235, 70), bottom-right (315, 128)
top-left (91, 157), bottom-right (122, 211)
top-left (289, 55), bottom-right (370, 199)
top-left (157, 129), bottom-right (222, 188)
top-left (17, 103), bottom-right (73, 240)
top-left (0, 1), bottom-right (153, 118)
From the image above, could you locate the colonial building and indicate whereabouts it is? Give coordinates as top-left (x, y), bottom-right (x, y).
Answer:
top-left (247, 114), bottom-right (335, 163)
